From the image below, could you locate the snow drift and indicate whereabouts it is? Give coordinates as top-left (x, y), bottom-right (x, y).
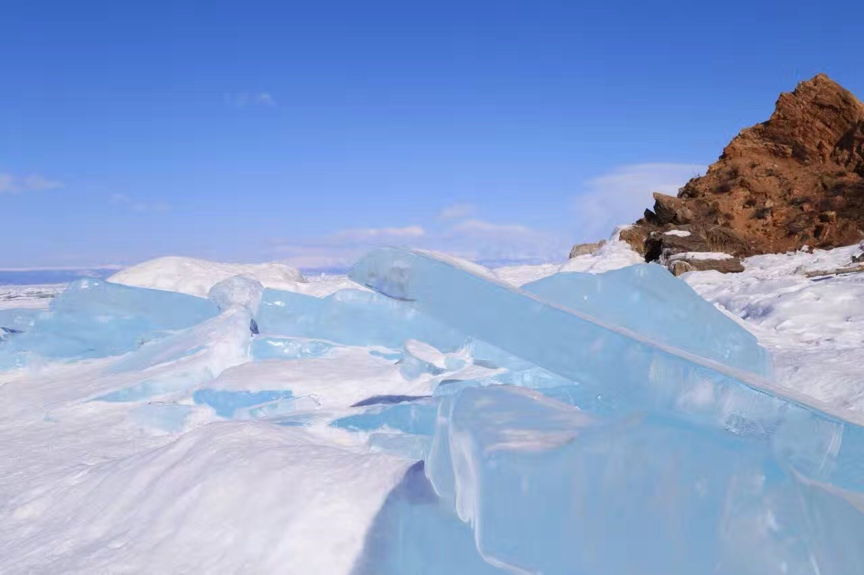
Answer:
top-left (108, 256), bottom-right (307, 298)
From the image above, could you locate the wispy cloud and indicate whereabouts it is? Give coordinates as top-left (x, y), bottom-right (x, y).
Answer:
top-left (0, 173), bottom-right (63, 194)
top-left (271, 217), bottom-right (567, 271)
top-left (110, 193), bottom-right (170, 212)
top-left (328, 226), bottom-right (425, 242)
top-left (438, 203), bottom-right (475, 220)
top-left (571, 162), bottom-right (705, 242)
top-left (224, 91), bottom-right (278, 109)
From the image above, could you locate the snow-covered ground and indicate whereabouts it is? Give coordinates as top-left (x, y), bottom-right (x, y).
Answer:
top-left (686, 244), bottom-right (864, 411)
top-left (0, 284), bottom-right (64, 310)
top-left (1, 242), bottom-right (863, 572)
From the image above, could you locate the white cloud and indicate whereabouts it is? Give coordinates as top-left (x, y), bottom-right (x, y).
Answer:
top-left (448, 219), bottom-right (533, 235)
top-left (271, 225), bottom-right (426, 270)
top-left (225, 91), bottom-right (278, 109)
top-left (328, 226), bottom-right (425, 242)
top-left (109, 193), bottom-right (170, 212)
top-left (571, 163), bottom-right (705, 242)
top-left (439, 203), bottom-right (475, 220)
top-left (439, 219), bottom-right (568, 264)
top-left (0, 173), bottom-right (63, 194)
top-left (272, 219), bottom-right (568, 271)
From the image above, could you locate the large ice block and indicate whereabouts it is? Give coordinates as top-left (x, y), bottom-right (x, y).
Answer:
top-left (0, 279), bottom-right (219, 369)
top-left (256, 288), bottom-right (467, 351)
top-left (424, 385), bottom-right (864, 575)
top-left (523, 264), bottom-right (770, 375)
top-left (0, 308), bottom-right (39, 333)
top-left (349, 248), bottom-right (864, 487)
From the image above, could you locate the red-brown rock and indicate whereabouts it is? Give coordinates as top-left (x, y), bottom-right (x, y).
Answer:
top-left (624, 74), bottom-right (864, 267)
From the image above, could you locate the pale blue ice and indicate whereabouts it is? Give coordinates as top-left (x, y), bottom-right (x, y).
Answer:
top-left (349, 247), bottom-right (864, 573)
top-left (193, 388), bottom-right (294, 418)
top-left (0, 279), bottom-right (218, 369)
top-left (522, 264), bottom-right (770, 375)
top-left (256, 288), bottom-right (467, 351)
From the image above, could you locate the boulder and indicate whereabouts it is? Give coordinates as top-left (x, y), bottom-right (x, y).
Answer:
top-left (568, 240), bottom-right (606, 258)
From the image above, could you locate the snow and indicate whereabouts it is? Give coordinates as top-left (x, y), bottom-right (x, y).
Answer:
top-left (685, 244), bottom-right (864, 410)
top-left (492, 263), bottom-right (560, 287)
top-left (664, 229), bottom-right (692, 237)
top-left (0, 422), bottom-right (409, 574)
top-left (3, 240), bottom-right (864, 573)
top-left (558, 228), bottom-right (644, 273)
top-left (0, 284), bottom-right (64, 310)
top-left (108, 256), bottom-right (307, 298)
top-left (669, 251), bottom-right (734, 261)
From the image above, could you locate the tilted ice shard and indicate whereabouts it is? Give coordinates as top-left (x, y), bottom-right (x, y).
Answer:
top-left (95, 306), bottom-right (255, 401)
top-left (350, 248), bottom-right (864, 488)
top-left (350, 247), bottom-right (782, 417)
top-left (256, 288), bottom-right (467, 351)
top-left (0, 279), bottom-right (219, 369)
top-left (423, 385), bottom-right (864, 575)
top-left (523, 264), bottom-right (771, 375)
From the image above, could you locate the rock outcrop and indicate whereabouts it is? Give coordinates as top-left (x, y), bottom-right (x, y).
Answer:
top-left (624, 74), bottom-right (864, 272)
top-left (568, 240), bottom-right (606, 258)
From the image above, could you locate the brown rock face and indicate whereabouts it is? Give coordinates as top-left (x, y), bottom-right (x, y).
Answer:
top-left (625, 74), bottom-right (864, 267)
top-left (568, 240), bottom-right (606, 258)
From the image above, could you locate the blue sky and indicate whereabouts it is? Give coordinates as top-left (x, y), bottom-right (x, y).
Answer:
top-left (2, 0), bottom-right (863, 270)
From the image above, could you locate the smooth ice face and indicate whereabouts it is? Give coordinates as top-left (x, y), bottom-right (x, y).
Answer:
top-left (350, 248), bottom-right (864, 487)
top-left (0, 279), bottom-right (219, 369)
top-left (523, 264), bottom-right (771, 375)
top-left (332, 400), bottom-right (437, 436)
top-left (256, 288), bottom-right (467, 351)
top-left (351, 248), bottom-right (784, 421)
top-left (425, 385), bottom-right (864, 575)
top-left (194, 388), bottom-right (294, 418)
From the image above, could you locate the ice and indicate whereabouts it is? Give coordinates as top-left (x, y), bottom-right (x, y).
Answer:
top-left (332, 400), bottom-right (436, 436)
top-left (5, 244), bottom-right (864, 573)
top-left (251, 336), bottom-right (339, 360)
top-left (350, 248), bottom-right (864, 486)
top-left (193, 388), bottom-right (294, 418)
top-left (0, 279), bottom-right (219, 369)
top-left (207, 274), bottom-right (264, 313)
top-left (422, 385), bottom-right (864, 574)
top-left (0, 308), bottom-right (39, 332)
top-left (350, 247), bottom-right (780, 422)
top-left (523, 264), bottom-right (770, 375)
top-left (256, 288), bottom-right (467, 351)
top-left (355, 462), bottom-right (500, 574)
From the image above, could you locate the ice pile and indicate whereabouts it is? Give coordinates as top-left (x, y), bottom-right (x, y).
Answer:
top-left (0, 278), bottom-right (219, 370)
top-left (349, 247), bottom-right (864, 574)
top-left (3, 247), bottom-right (864, 574)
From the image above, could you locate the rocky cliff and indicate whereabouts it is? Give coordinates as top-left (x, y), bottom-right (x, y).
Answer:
top-left (622, 74), bottom-right (864, 273)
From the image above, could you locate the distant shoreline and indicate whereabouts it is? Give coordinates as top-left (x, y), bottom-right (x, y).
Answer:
top-left (0, 269), bottom-right (118, 286)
